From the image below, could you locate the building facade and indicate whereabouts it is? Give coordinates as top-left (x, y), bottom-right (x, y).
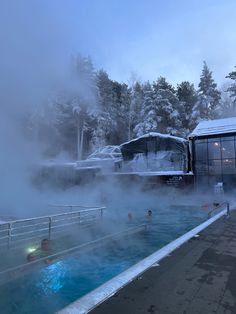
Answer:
top-left (189, 118), bottom-right (236, 191)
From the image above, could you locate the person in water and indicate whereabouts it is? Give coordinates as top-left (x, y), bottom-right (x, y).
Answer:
top-left (128, 212), bottom-right (133, 221)
top-left (27, 239), bottom-right (51, 262)
top-left (147, 209), bottom-right (153, 219)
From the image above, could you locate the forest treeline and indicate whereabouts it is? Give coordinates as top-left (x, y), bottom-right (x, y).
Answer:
top-left (23, 55), bottom-right (236, 159)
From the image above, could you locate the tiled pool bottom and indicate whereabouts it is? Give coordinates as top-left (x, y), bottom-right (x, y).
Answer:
top-left (0, 206), bottom-right (207, 314)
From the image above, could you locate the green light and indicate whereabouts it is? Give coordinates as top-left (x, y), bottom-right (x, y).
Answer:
top-left (27, 247), bottom-right (36, 253)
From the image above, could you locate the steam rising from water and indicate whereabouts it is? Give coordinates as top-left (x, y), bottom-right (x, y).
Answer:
top-left (0, 1), bottom-right (231, 221)
top-left (0, 1), bottom-right (71, 218)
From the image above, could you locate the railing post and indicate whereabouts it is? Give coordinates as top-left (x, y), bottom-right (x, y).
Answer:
top-left (48, 217), bottom-right (52, 240)
top-left (8, 223), bottom-right (12, 248)
top-left (226, 202), bottom-right (230, 217)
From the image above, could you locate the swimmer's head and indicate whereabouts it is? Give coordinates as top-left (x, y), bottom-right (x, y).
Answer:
top-left (41, 239), bottom-right (49, 251)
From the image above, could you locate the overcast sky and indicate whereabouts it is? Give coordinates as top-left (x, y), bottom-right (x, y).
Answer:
top-left (1, 0), bottom-right (236, 90)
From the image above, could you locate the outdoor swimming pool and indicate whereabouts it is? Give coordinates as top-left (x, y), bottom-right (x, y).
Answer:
top-left (0, 205), bottom-right (208, 314)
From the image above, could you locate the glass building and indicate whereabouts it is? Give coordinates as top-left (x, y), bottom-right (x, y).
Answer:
top-left (189, 117), bottom-right (236, 191)
top-left (120, 132), bottom-right (190, 173)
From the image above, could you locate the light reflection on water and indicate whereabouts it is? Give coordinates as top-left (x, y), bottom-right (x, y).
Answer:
top-left (0, 206), bottom-right (207, 314)
top-left (36, 261), bottom-right (67, 294)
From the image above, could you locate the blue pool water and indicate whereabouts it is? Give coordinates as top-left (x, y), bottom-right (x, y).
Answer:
top-left (0, 205), bottom-right (207, 314)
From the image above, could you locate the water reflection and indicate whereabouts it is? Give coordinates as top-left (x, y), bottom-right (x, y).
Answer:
top-left (36, 261), bottom-right (67, 294)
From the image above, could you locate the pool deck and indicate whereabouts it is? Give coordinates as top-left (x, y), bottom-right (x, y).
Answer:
top-left (91, 211), bottom-right (236, 314)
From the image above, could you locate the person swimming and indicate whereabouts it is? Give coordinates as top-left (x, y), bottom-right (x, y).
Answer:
top-left (27, 239), bottom-right (51, 262)
top-left (147, 209), bottom-right (153, 220)
top-left (128, 212), bottom-right (133, 221)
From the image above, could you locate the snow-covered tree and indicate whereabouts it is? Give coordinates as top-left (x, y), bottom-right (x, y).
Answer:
top-left (71, 54), bottom-right (97, 106)
top-left (28, 54), bottom-right (235, 160)
top-left (153, 77), bottom-right (180, 135)
top-left (216, 82), bottom-right (236, 118)
top-left (177, 81), bottom-right (198, 137)
top-left (93, 70), bottom-right (116, 148)
top-left (194, 62), bottom-right (221, 120)
top-left (129, 82), bottom-right (144, 139)
top-left (52, 55), bottom-right (98, 159)
top-left (226, 66), bottom-right (236, 105)
top-left (112, 81), bottom-right (131, 143)
top-left (134, 81), bottom-right (157, 136)
top-left (71, 55), bottom-right (99, 158)
top-left (53, 99), bottom-right (78, 157)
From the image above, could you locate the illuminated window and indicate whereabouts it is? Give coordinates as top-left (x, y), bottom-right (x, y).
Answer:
top-left (221, 140), bottom-right (235, 159)
top-left (208, 141), bottom-right (221, 159)
top-left (222, 158), bottom-right (236, 174)
top-left (209, 159), bottom-right (222, 175)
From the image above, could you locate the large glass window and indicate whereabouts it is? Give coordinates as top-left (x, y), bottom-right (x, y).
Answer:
top-left (194, 135), bottom-right (236, 178)
top-left (208, 141), bottom-right (221, 159)
top-left (195, 161), bottom-right (208, 175)
top-left (221, 140), bottom-right (235, 159)
top-left (147, 141), bottom-right (156, 153)
top-left (208, 159), bottom-right (222, 175)
top-left (195, 139), bottom-right (207, 143)
top-left (208, 137), bottom-right (221, 142)
top-left (195, 142), bottom-right (207, 160)
top-left (221, 136), bottom-right (235, 141)
top-left (195, 176), bottom-right (209, 191)
top-left (222, 159), bottom-right (236, 174)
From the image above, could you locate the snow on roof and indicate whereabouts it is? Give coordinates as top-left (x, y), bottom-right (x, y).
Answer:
top-left (189, 117), bottom-right (236, 138)
top-left (109, 171), bottom-right (193, 176)
top-left (120, 132), bottom-right (187, 147)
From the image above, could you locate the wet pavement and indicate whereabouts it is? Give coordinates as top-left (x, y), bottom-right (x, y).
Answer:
top-left (92, 211), bottom-right (236, 314)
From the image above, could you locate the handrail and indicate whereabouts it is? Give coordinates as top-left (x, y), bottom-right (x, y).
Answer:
top-left (0, 206), bottom-right (106, 248)
top-left (4, 222), bottom-right (95, 247)
top-left (5, 207), bottom-right (105, 226)
top-left (49, 204), bottom-right (103, 209)
top-left (207, 201), bottom-right (230, 219)
top-left (0, 224), bottom-right (147, 284)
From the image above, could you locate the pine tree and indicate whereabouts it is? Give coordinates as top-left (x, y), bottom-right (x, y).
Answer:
top-left (93, 70), bottom-right (116, 148)
top-left (112, 81), bottom-right (131, 143)
top-left (226, 66), bottom-right (236, 105)
top-left (153, 77), bottom-right (180, 135)
top-left (134, 81), bottom-right (157, 136)
top-left (216, 83), bottom-right (235, 118)
top-left (129, 82), bottom-right (144, 139)
top-left (195, 61), bottom-right (221, 120)
top-left (177, 81), bottom-right (198, 137)
top-left (71, 54), bottom-right (97, 106)
top-left (52, 55), bottom-right (98, 159)
top-left (53, 99), bottom-right (78, 157)
top-left (71, 55), bottom-right (99, 158)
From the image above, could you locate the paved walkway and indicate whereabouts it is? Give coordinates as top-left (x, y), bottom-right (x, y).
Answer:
top-left (92, 212), bottom-right (236, 314)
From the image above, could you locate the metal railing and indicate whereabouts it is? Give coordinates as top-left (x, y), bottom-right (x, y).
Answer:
top-left (207, 201), bottom-right (230, 219)
top-left (0, 224), bottom-right (147, 285)
top-left (0, 206), bottom-right (105, 249)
